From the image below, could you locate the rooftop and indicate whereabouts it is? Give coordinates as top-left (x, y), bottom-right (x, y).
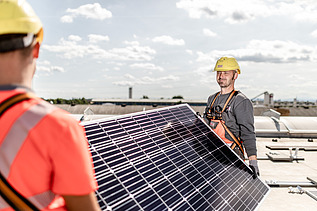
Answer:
top-left (257, 137), bottom-right (317, 210)
top-left (58, 104), bottom-right (317, 210)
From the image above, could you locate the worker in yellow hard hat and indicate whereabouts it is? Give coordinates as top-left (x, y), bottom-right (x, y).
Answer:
top-left (0, 0), bottom-right (100, 210)
top-left (213, 56), bottom-right (241, 74)
top-left (204, 56), bottom-right (259, 178)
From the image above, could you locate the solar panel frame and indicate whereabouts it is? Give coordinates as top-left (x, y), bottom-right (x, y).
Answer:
top-left (83, 104), bottom-right (270, 211)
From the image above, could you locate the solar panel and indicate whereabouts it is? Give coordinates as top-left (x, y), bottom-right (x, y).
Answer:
top-left (83, 104), bottom-right (269, 211)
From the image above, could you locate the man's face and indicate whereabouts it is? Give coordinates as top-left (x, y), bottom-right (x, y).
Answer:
top-left (216, 70), bottom-right (237, 88)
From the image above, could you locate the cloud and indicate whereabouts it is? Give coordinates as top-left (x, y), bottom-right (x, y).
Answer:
top-left (152, 35), bottom-right (185, 46)
top-left (61, 3), bottom-right (112, 23)
top-left (36, 60), bottom-right (65, 75)
top-left (311, 29), bottom-right (317, 37)
top-left (109, 41), bottom-right (156, 61)
top-left (176, 0), bottom-right (317, 24)
top-left (130, 63), bottom-right (164, 72)
top-left (196, 39), bottom-right (317, 64)
top-left (60, 15), bottom-right (73, 23)
top-left (203, 28), bottom-right (217, 37)
top-left (68, 35), bottom-right (82, 42)
top-left (176, 0), bottom-right (270, 23)
top-left (124, 73), bottom-right (135, 80)
top-left (186, 49), bottom-right (193, 55)
top-left (113, 74), bottom-right (180, 87)
top-left (88, 34), bottom-right (110, 43)
top-left (51, 66), bottom-right (65, 73)
top-left (42, 37), bottom-right (156, 61)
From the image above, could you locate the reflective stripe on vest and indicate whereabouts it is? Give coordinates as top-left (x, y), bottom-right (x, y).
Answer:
top-left (0, 101), bottom-right (57, 210)
top-left (0, 190), bottom-right (55, 210)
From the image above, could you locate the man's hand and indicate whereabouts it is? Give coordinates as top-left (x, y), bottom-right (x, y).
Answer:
top-left (249, 159), bottom-right (260, 179)
top-left (63, 192), bottom-right (100, 211)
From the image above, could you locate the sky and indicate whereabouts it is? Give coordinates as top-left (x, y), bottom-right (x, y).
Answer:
top-left (28, 0), bottom-right (317, 101)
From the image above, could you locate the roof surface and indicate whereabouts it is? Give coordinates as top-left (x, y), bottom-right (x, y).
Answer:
top-left (256, 137), bottom-right (317, 210)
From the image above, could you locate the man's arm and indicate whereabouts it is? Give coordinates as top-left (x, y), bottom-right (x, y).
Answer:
top-left (63, 192), bottom-right (100, 211)
top-left (234, 98), bottom-right (257, 158)
top-left (248, 155), bottom-right (257, 160)
top-left (234, 97), bottom-right (260, 177)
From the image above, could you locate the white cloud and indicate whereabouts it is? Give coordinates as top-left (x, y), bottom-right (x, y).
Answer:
top-left (176, 0), bottom-right (317, 24)
top-left (68, 35), bottom-right (82, 42)
top-left (113, 74), bottom-right (179, 87)
top-left (130, 63), bottom-right (164, 72)
top-left (102, 74), bottom-right (113, 79)
top-left (186, 49), bottom-right (193, 55)
top-left (109, 41), bottom-right (156, 61)
top-left (42, 37), bottom-right (156, 61)
top-left (152, 35), bottom-right (185, 46)
top-left (36, 60), bottom-right (65, 75)
top-left (123, 41), bottom-right (140, 46)
top-left (162, 85), bottom-right (173, 88)
top-left (311, 29), bottom-right (317, 37)
top-left (36, 66), bottom-right (51, 72)
top-left (203, 28), bottom-right (217, 37)
top-left (60, 15), bottom-right (73, 23)
top-left (196, 39), bottom-right (317, 64)
top-left (176, 0), bottom-right (271, 23)
top-left (88, 34), bottom-right (110, 43)
top-left (61, 3), bottom-right (112, 23)
top-left (112, 81), bottom-right (135, 87)
top-left (124, 74), bottom-right (135, 80)
top-left (37, 60), bottom-right (51, 66)
top-left (51, 66), bottom-right (65, 72)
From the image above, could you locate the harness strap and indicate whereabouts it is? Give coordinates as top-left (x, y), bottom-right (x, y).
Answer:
top-left (0, 173), bottom-right (39, 211)
top-left (0, 92), bottom-right (37, 116)
top-left (207, 90), bottom-right (245, 155)
top-left (221, 90), bottom-right (236, 113)
top-left (221, 121), bottom-right (244, 155)
top-left (0, 92), bottom-right (40, 211)
top-left (209, 92), bottom-right (220, 110)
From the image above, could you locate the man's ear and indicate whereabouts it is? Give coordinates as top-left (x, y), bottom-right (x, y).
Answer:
top-left (32, 42), bottom-right (40, 58)
top-left (234, 71), bottom-right (239, 80)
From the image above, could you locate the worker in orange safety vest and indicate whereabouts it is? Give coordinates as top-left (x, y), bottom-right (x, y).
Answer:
top-left (0, 0), bottom-right (100, 210)
top-left (203, 57), bottom-right (259, 177)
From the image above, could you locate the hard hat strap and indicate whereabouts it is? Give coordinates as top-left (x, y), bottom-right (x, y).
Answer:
top-left (0, 34), bottom-right (35, 53)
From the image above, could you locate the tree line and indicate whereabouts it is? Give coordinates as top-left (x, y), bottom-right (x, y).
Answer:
top-left (44, 97), bottom-right (90, 105)
top-left (45, 95), bottom-right (184, 105)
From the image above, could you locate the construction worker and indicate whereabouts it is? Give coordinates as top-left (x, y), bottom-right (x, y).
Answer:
top-left (203, 56), bottom-right (259, 177)
top-left (0, 0), bottom-right (100, 210)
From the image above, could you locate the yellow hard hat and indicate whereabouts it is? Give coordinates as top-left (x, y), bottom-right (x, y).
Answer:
top-left (213, 57), bottom-right (241, 74)
top-left (0, 0), bottom-right (43, 44)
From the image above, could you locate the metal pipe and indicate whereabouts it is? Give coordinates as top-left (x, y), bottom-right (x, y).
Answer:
top-left (266, 180), bottom-right (317, 187)
top-left (306, 190), bottom-right (317, 201)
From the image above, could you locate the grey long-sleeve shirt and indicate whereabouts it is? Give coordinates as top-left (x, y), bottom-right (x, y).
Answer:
top-left (203, 91), bottom-right (257, 157)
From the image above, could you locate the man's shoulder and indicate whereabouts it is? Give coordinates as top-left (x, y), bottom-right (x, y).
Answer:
top-left (233, 91), bottom-right (253, 107)
top-left (33, 99), bottom-right (79, 126)
top-left (235, 91), bottom-right (250, 101)
top-left (207, 92), bottom-right (220, 101)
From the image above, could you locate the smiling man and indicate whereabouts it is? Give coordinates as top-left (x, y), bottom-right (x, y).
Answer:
top-left (203, 56), bottom-right (259, 177)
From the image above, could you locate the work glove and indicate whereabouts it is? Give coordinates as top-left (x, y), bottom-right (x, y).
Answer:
top-left (249, 159), bottom-right (260, 179)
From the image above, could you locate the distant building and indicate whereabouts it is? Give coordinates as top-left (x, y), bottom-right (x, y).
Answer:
top-left (91, 98), bottom-right (207, 107)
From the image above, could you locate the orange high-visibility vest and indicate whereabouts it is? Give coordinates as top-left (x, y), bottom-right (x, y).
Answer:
top-left (0, 89), bottom-right (97, 211)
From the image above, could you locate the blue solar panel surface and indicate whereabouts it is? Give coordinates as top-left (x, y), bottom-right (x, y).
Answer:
top-left (83, 104), bottom-right (269, 211)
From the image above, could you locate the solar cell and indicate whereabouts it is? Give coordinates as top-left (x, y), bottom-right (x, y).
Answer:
top-left (83, 104), bottom-right (269, 211)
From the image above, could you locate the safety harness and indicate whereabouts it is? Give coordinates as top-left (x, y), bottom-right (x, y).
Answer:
top-left (0, 92), bottom-right (39, 211)
top-left (205, 90), bottom-right (245, 157)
